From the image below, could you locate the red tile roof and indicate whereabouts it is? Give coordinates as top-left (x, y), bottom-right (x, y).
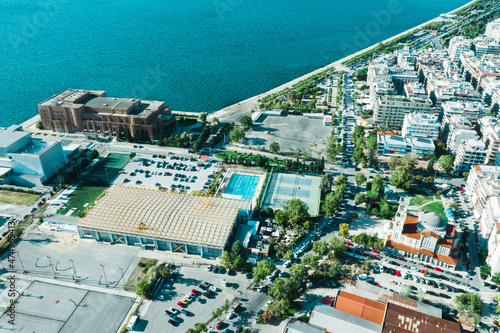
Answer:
top-left (474, 165), bottom-right (482, 172)
top-left (385, 238), bottom-right (458, 266)
top-left (402, 215), bottom-right (420, 240)
top-left (334, 291), bottom-right (386, 325)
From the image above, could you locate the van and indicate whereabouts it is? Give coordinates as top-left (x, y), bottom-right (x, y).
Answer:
top-left (127, 315), bottom-right (138, 331)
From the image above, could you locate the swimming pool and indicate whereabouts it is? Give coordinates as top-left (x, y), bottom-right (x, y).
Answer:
top-left (223, 174), bottom-right (260, 201)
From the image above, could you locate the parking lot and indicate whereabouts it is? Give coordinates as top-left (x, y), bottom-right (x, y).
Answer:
top-left (244, 114), bottom-right (332, 158)
top-left (139, 265), bottom-right (261, 333)
top-left (113, 154), bottom-right (221, 193)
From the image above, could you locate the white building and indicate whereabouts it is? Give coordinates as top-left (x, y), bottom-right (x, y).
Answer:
top-left (377, 134), bottom-right (435, 158)
top-left (373, 95), bottom-right (434, 129)
top-left (486, 198), bottom-right (500, 272)
top-left (385, 197), bottom-right (459, 270)
top-left (454, 139), bottom-right (487, 172)
top-left (478, 117), bottom-right (500, 165)
top-left (440, 100), bottom-right (490, 123)
top-left (402, 113), bottom-right (440, 140)
top-left (448, 36), bottom-right (470, 62)
top-left (0, 125), bottom-right (67, 186)
top-left (472, 35), bottom-right (500, 56)
top-left (447, 128), bottom-right (479, 156)
top-left (480, 196), bottom-right (500, 245)
top-left (485, 18), bottom-right (500, 43)
top-left (465, 165), bottom-right (500, 218)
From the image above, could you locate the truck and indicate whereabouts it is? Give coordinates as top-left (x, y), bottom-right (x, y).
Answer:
top-left (126, 315), bottom-right (138, 331)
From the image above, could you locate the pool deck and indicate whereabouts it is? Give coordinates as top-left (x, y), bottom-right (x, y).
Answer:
top-left (219, 169), bottom-right (266, 209)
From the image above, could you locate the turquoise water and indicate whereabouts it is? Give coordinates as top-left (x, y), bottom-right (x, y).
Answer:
top-left (224, 174), bottom-right (260, 201)
top-left (0, 0), bottom-right (467, 126)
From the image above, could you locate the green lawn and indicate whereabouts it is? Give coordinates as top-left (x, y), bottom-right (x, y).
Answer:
top-left (56, 186), bottom-right (107, 217)
top-left (0, 190), bottom-right (39, 206)
top-left (421, 201), bottom-right (445, 217)
top-left (409, 195), bottom-right (434, 206)
top-left (89, 153), bottom-right (130, 178)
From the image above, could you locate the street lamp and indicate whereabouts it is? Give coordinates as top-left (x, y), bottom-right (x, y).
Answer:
top-left (70, 259), bottom-right (79, 282)
top-left (100, 264), bottom-right (109, 287)
top-left (47, 256), bottom-right (56, 278)
top-left (119, 268), bottom-right (126, 287)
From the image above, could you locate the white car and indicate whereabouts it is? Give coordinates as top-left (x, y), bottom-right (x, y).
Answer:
top-left (207, 265), bottom-right (213, 271)
top-left (185, 294), bottom-right (193, 301)
top-left (226, 311), bottom-right (235, 319)
top-left (266, 300), bottom-right (273, 307)
top-left (410, 267), bottom-right (418, 272)
top-left (284, 260), bottom-right (291, 268)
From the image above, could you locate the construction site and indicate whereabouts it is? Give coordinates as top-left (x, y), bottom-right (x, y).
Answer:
top-left (77, 186), bottom-right (251, 257)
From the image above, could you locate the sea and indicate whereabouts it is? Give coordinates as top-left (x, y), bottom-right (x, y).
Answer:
top-left (0, 0), bottom-right (467, 126)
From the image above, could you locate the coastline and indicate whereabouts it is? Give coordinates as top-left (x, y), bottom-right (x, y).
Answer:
top-left (210, 0), bottom-right (476, 122)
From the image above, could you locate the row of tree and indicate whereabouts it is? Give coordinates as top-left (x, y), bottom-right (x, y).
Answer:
top-left (323, 174), bottom-right (347, 217)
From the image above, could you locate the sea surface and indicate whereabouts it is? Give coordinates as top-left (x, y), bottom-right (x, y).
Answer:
top-left (0, 0), bottom-right (467, 126)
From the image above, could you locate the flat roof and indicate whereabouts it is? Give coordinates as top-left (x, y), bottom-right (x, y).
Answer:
top-left (85, 96), bottom-right (136, 111)
top-left (0, 128), bottom-right (30, 149)
top-left (78, 186), bottom-right (250, 248)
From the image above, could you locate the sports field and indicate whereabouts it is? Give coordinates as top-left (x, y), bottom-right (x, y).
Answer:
top-left (223, 174), bottom-right (260, 201)
top-left (0, 190), bottom-right (39, 205)
top-left (87, 153), bottom-right (131, 183)
top-left (56, 186), bottom-right (107, 216)
top-left (262, 172), bottom-right (321, 215)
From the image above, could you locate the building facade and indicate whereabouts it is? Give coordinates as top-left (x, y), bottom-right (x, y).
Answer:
top-left (38, 89), bottom-right (175, 141)
top-left (401, 113), bottom-right (440, 140)
top-left (377, 134), bottom-right (434, 158)
top-left (465, 165), bottom-right (500, 218)
top-left (373, 96), bottom-right (434, 129)
top-left (478, 117), bottom-right (500, 165)
top-left (453, 139), bottom-right (487, 172)
top-left (0, 125), bottom-right (67, 186)
top-left (385, 197), bottom-right (459, 270)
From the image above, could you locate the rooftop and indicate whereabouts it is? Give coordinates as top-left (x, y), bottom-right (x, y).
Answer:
top-left (78, 186), bottom-right (251, 248)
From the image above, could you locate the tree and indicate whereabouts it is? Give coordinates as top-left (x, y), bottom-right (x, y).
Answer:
top-left (283, 199), bottom-right (310, 227)
top-left (480, 264), bottom-right (491, 277)
top-left (371, 175), bottom-right (384, 199)
top-left (326, 261), bottom-right (342, 279)
top-left (312, 241), bottom-right (330, 256)
top-left (290, 263), bottom-right (308, 280)
top-left (274, 209), bottom-right (288, 226)
top-left (401, 285), bottom-right (412, 297)
top-left (339, 223), bottom-right (350, 238)
top-left (146, 259), bottom-right (158, 267)
top-left (220, 251), bottom-right (233, 269)
top-left (232, 255), bottom-right (247, 270)
top-left (199, 112), bottom-right (208, 122)
top-left (355, 193), bottom-right (366, 204)
top-left (240, 115), bottom-right (253, 129)
top-left (323, 192), bottom-right (341, 217)
top-left (194, 322), bottom-right (207, 332)
top-left (283, 250), bottom-right (293, 260)
top-left (252, 260), bottom-right (276, 284)
top-left (427, 157), bottom-right (435, 172)
top-left (454, 293), bottom-right (483, 314)
top-left (366, 136), bottom-right (378, 160)
top-left (230, 127), bottom-right (245, 142)
top-left (329, 236), bottom-right (347, 258)
top-left (463, 171), bottom-right (469, 178)
top-left (36, 120), bottom-right (43, 129)
top-left (334, 174), bottom-right (347, 186)
top-left (270, 142), bottom-right (280, 154)
top-left (268, 278), bottom-right (286, 300)
top-left (390, 166), bottom-right (413, 189)
top-left (160, 266), bottom-right (171, 278)
top-left (301, 253), bottom-right (319, 269)
top-left (354, 172), bottom-right (367, 185)
top-left (336, 144), bottom-right (343, 154)
top-left (388, 156), bottom-right (402, 169)
top-left (211, 117), bottom-right (219, 127)
top-left (136, 279), bottom-right (151, 296)
top-left (231, 240), bottom-right (245, 258)
top-left (402, 154), bottom-right (418, 171)
top-left (492, 272), bottom-right (500, 285)
top-left (438, 155), bottom-right (454, 174)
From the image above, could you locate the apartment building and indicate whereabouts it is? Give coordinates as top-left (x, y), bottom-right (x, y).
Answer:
top-left (454, 139), bottom-right (487, 172)
top-left (486, 197), bottom-right (500, 272)
top-left (465, 165), bottom-right (500, 218)
top-left (485, 18), bottom-right (500, 43)
top-left (459, 52), bottom-right (500, 90)
top-left (478, 117), bottom-right (500, 165)
top-left (373, 95), bottom-right (433, 129)
top-left (401, 113), bottom-right (440, 140)
top-left (377, 134), bottom-right (434, 158)
top-left (38, 89), bottom-right (175, 141)
top-left (385, 197), bottom-right (459, 270)
top-left (472, 35), bottom-right (500, 56)
top-left (448, 35), bottom-right (470, 62)
top-left (439, 100), bottom-right (490, 123)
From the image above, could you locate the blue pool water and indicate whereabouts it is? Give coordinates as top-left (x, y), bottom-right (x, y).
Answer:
top-left (224, 174), bottom-right (260, 201)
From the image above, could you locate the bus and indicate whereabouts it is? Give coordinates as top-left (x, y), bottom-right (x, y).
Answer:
top-left (127, 316), bottom-right (138, 331)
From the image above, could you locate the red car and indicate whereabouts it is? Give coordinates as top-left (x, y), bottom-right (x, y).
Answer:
top-left (215, 321), bottom-right (224, 329)
top-left (395, 270), bottom-right (401, 277)
top-left (177, 301), bottom-right (185, 308)
top-left (371, 249), bottom-right (380, 254)
top-left (362, 252), bottom-right (369, 257)
top-left (384, 171), bottom-right (391, 174)
top-left (424, 265), bottom-right (433, 269)
top-left (434, 267), bottom-right (443, 272)
top-left (346, 242), bottom-right (353, 246)
top-left (371, 255), bottom-right (380, 261)
top-left (397, 257), bottom-right (407, 262)
top-left (191, 289), bottom-right (199, 296)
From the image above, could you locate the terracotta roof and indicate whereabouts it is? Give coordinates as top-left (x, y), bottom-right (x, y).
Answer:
top-left (382, 302), bottom-right (461, 333)
top-left (402, 215), bottom-right (420, 240)
top-left (385, 239), bottom-right (458, 266)
top-left (334, 291), bottom-right (386, 325)
top-left (474, 165), bottom-right (482, 172)
top-left (377, 130), bottom-right (397, 136)
top-left (496, 222), bottom-right (500, 231)
top-left (437, 237), bottom-right (454, 248)
top-left (446, 224), bottom-right (456, 237)
top-left (421, 230), bottom-right (440, 239)
top-left (320, 296), bottom-right (334, 307)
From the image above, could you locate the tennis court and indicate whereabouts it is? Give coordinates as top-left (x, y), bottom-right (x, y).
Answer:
top-left (222, 174), bottom-right (260, 201)
top-left (262, 172), bottom-right (321, 215)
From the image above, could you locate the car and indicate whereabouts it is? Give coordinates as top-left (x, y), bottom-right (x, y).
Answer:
top-left (397, 257), bottom-right (407, 262)
top-left (434, 267), bottom-right (443, 272)
top-left (215, 321), bottom-right (224, 329)
top-left (284, 260), bottom-right (291, 268)
top-left (246, 272), bottom-right (252, 279)
top-left (169, 307), bottom-right (179, 314)
top-left (158, 294), bottom-right (165, 300)
top-left (199, 281), bottom-right (210, 290)
top-left (181, 299), bottom-right (188, 304)
top-left (227, 311), bottom-right (235, 319)
top-left (191, 289), bottom-right (199, 296)
top-left (371, 249), bottom-right (380, 254)
top-left (162, 288), bottom-right (171, 294)
top-left (207, 265), bottom-right (213, 271)
top-left (168, 318), bottom-right (178, 326)
top-left (411, 267), bottom-right (418, 272)
top-left (255, 309), bottom-right (264, 320)
top-left (233, 302), bottom-right (242, 313)
top-left (177, 301), bottom-right (185, 307)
